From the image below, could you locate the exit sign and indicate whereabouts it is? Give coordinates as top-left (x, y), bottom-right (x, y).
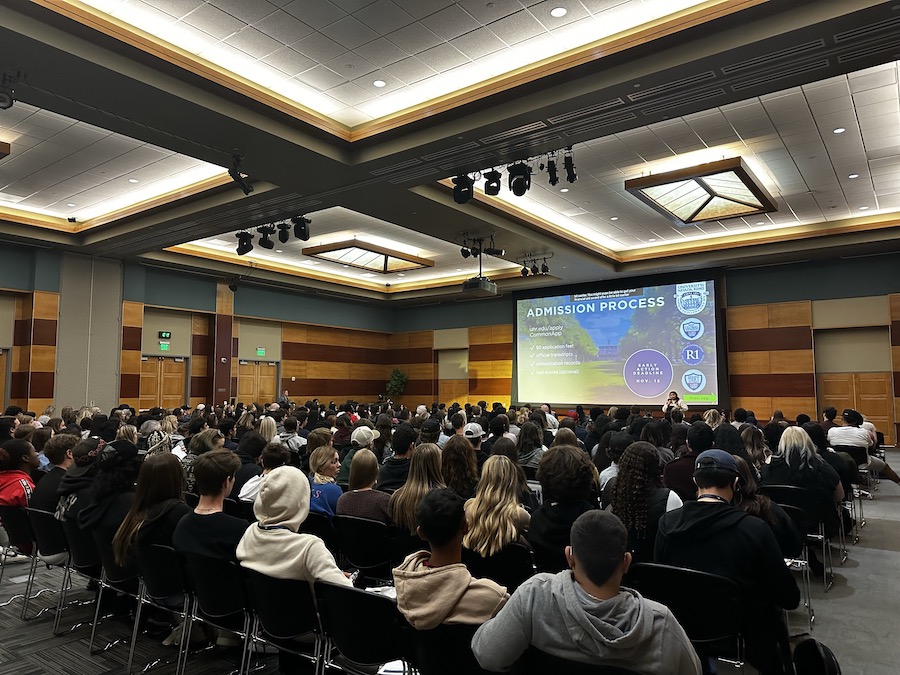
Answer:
top-left (256, 347), bottom-right (266, 356)
top-left (159, 342), bottom-right (170, 351)
top-left (158, 331), bottom-right (172, 339)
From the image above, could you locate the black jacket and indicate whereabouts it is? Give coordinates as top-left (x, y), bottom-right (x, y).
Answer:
top-left (377, 457), bottom-right (411, 492)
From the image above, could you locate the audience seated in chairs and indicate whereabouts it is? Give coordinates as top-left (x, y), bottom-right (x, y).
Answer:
top-left (229, 430), bottom-right (265, 500)
top-left (527, 445), bottom-right (597, 573)
top-left (655, 449), bottom-right (799, 674)
top-left (0, 439), bottom-right (39, 552)
top-left (238, 442), bottom-right (290, 503)
top-left (472, 510), bottom-right (701, 674)
top-left (336, 425), bottom-right (379, 488)
top-left (28, 434), bottom-right (78, 513)
top-left (442, 435), bottom-right (479, 500)
top-left (663, 422), bottom-right (713, 503)
top-left (393, 488), bottom-right (508, 630)
top-left (336, 448), bottom-right (392, 524)
top-left (378, 423), bottom-right (417, 492)
top-left (308, 444), bottom-right (343, 519)
top-left (389, 443), bottom-right (445, 536)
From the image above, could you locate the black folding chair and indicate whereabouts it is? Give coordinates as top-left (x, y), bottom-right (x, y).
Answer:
top-left (793, 637), bottom-right (842, 674)
top-left (512, 646), bottom-right (643, 674)
top-left (778, 504), bottom-right (814, 633)
top-left (89, 530), bottom-right (140, 656)
top-left (243, 568), bottom-right (323, 673)
top-left (462, 542), bottom-right (536, 593)
top-left (0, 505), bottom-right (53, 620)
top-left (300, 512), bottom-right (338, 556)
top-left (314, 580), bottom-right (412, 674)
top-left (411, 623), bottom-right (490, 675)
top-left (333, 515), bottom-right (393, 584)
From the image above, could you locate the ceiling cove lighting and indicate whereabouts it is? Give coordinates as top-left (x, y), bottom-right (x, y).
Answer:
top-left (302, 240), bottom-right (434, 274)
top-left (624, 157), bottom-right (777, 225)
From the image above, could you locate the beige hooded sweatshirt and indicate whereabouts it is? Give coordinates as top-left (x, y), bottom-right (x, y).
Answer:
top-left (392, 551), bottom-right (509, 630)
top-left (236, 465), bottom-right (351, 588)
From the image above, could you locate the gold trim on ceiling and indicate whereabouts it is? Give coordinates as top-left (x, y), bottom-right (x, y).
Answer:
top-left (34, 0), bottom-right (768, 142)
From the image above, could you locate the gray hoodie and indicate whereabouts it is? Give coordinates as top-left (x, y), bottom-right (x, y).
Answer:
top-left (472, 571), bottom-right (701, 674)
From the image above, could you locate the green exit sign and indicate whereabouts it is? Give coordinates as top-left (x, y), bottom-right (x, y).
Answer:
top-left (158, 331), bottom-right (172, 339)
top-left (256, 347), bottom-right (266, 356)
top-left (159, 342), bottom-right (170, 351)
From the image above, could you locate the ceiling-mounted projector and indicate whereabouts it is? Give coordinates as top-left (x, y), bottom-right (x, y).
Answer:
top-left (462, 276), bottom-right (498, 297)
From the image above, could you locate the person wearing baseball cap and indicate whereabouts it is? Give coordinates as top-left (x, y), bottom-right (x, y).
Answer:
top-left (336, 424), bottom-right (380, 488)
top-left (655, 448), bottom-right (799, 674)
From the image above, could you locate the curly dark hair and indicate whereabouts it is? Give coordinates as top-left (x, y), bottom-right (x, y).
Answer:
top-left (610, 441), bottom-right (661, 535)
top-left (537, 445), bottom-right (594, 502)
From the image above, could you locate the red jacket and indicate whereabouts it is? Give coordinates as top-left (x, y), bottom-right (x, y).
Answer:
top-left (0, 470), bottom-right (35, 507)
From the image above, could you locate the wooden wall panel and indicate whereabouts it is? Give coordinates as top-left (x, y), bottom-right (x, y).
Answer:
top-left (119, 300), bottom-right (143, 409)
top-left (768, 301), bottom-right (811, 327)
top-left (10, 291), bottom-right (58, 410)
top-left (726, 305), bottom-right (767, 330)
top-left (468, 323), bottom-right (512, 407)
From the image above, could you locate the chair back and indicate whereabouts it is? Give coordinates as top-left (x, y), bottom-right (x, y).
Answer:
top-left (25, 507), bottom-right (68, 558)
top-left (758, 484), bottom-right (827, 531)
top-left (832, 444), bottom-right (869, 469)
top-left (180, 552), bottom-right (248, 627)
top-left (793, 638), bottom-right (842, 674)
top-left (300, 511), bottom-right (338, 554)
top-left (184, 493), bottom-right (200, 508)
top-left (778, 503), bottom-right (816, 535)
top-left (333, 515), bottom-right (392, 573)
top-left (0, 505), bottom-right (35, 550)
top-left (243, 568), bottom-right (319, 640)
top-left (625, 562), bottom-right (742, 656)
top-left (92, 530), bottom-right (139, 590)
top-left (314, 581), bottom-right (410, 666)
top-left (512, 646), bottom-right (643, 674)
top-left (412, 623), bottom-right (490, 675)
top-left (462, 542), bottom-right (535, 592)
top-left (61, 517), bottom-right (102, 573)
top-left (134, 543), bottom-right (187, 603)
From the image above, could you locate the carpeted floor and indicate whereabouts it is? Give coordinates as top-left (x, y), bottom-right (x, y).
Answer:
top-left (2, 450), bottom-right (899, 674)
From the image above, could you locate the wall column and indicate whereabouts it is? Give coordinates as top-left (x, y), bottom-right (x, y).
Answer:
top-left (10, 291), bottom-right (58, 412)
top-left (211, 281), bottom-right (235, 405)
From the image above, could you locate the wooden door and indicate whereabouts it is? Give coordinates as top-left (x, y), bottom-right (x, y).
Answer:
top-left (237, 362), bottom-right (258, 405)
top-left (140, 357), bottom-right (187, 411)
top-left (257, 363), bottom-right (278, 404)
top-left (439, 379), bottom-right (469, 407)
top-left (139, 357), bottom-right (162, 411)
top-left (817, 372), bottom-right (894, 445)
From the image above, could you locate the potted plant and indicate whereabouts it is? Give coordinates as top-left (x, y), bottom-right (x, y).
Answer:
top-left (386, 368), bottom-right (408, 397)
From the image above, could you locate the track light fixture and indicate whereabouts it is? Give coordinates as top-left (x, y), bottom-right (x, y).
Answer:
top-left (257, 225), bottom-right (276, 249)
top-left (0, 70), bottom-right (23, 111)
top-left (291, 216), bottom-right (311, 241)
top-left (235, 231), bottom-right (254, 256)
top-left (547, 157), bottom-right (559, 186)
top-left (483, 169), bottom-right (502, 196)
top-left (460, 246), bottom-right (471, 259)
top-left (520, 265), bottom-right (529, 277)
top-left (276, 221), bottom-right (291, 244)
top-left (508, 163), bottom-right (532, 197)
top-left (564, 148), bottom-right (577, 183)
top-left (228, 155), bottom-right (254, 195)
top-left (483, 235), bottom-right (505, 257)
top-left (530, 262), bottom-right (539, 275)
top-left (453, 174), bottom-right (474, 204)
top-left (541, 258), bottom-right (549, 274)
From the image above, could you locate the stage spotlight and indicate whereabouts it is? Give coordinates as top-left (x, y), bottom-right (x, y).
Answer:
top-left (276, 221), bottom-right (291, 244)
top-left (530, 262), bottom-right (539, 275)
top-left (257, 226), bottom-right (276, 249)
top-left (541, 258), bottom-right (549, 274)
top-left (227, 277), bottom-right (238, 293)
top-left (291, 216), bottom-right (311, 241)
top-left (228, 155), bottom-right (254, 195)
top-left (564, 150), bottom-right (577, 183)
top-left (547, 158), bottom-right (559, 186)
top-left (484, 247), bottom-right (505, 256)
top-left (469, 246), bottom-right (481, 257)
top-left (483, 170), bottom-right (502, 196)
top-left (520, 265), bottom-right (529, 277)
top-left (235, 231), bottom-right (254, 256)
top-left (507, 163), bottom-right (532, 196)
top-left (453, 174), bottom-right (474, 204)
top-left (460, 246), bottom-right (471, 259)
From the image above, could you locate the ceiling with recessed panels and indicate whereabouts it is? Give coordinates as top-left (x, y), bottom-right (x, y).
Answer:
top-left (0, 0), bottom-right (898, 302)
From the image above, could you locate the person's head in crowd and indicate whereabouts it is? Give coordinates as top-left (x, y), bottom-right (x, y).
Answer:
top-left (639, 421), bottom-right (666, 448)
top-left (449, 412), bottom-right (466, 435)
top-left (309, 444), bottom-right (340, 483)
top-left (0, 439), bottom-right (40, 474)
top-left (488, 415), bottom-right (509, 439)
top-left (4, 405), bottom-right (23, 417)
top-left (441, 435), bottom-right (478, 498)
top-left (712, 423), bottom-right (745, 459)
top-left (253, 465), bottom-right (311, 530)
top-left (419, 419), bottom-right (441, 446)
top-left (777, 426), bottom-right (819, 472)
top-left (257, 416), bottom-right (278, 443)
top-left (702, 409), bottom-right (722, 429)
top-left (306, 428), bottom-right (333, 457)
top-left (558, 417), bottom-right (577, 433)
top-left (606, 431), bottom-right (633, 465)
top-left (160, 415), bottom-right (179, 435)
top-left (762, 422), bottom-right (786, 453)
top-left (733, 408), bottom-right (748, 424)
top-left (528, 412), bottom-right (548, 431)
top-left (14, 424), bottom-right (36, 440)
top-left (67, 437), bottom-right (104, 477)
top-left (187, 416), bottom-right (208, 437)
top-left (550, 427), bottom-right (578, 448)
top-left (610, 441), bottom-right (663, 536)
top-left (92, 439), bottom-right (142, 501)
top-left (116, 424), bottom-right (138, 445)
top-left (566, 510), bottom-right (631, 592)
top-left (822, 407), bottom-right (837, 422)
top-left (741, 425), bottom-right (769, 468)
top-left (350, 425), bottom-right (379, 451)
top-left (693, 449), bottom-right (740, 499)
top-left (47, 418), bottom-right (64, 434)
top-left (193, 448), bottom-right (240, 497)
top-left (464, 423), bottom-right (486, 449)
top-left (218, 418), bottom-right (236, 440)
top-left (796, 413), bottom-right (811, 427)
top-left (237, 430), bottom-right (267, 463)
top-left (490, 436), bottom-right (517, 462)
top-left (771, 410), bottom-right (786, 423)
top-left (0, 417), bottom-right (15, 443)
top-left (688, 413), bottom-right (702, 424)
top-left (190, 428), bottom-right (226, 456)
top-left (112, 452), bottom-right (185, 566)
top-left (465, 455), bottom-right (527, 558)
top-left (841, 408), bottom-right (864, 427)
top-left (668, 424), bottom-right (689, 454)
top-left (389, 443), bottom-right (445, 533)
top-left (626, 416), bottom-right (651, 441)
top-left (614, 407), bottom-right (629, 422)
top-left (686, 421), bottom-right (714, 455)
top-left (732, 454), bottom-right (778, 526)
top-left (416, 488), bottom-right (467, 558)
top-left (516, 422), bottom-right (543, 454)
top-left (282, 416), bottom-right (299, 434)
top-left (392, 423), bottom-right (418, 458)
top-left (43, 433), bottom-right (78, 469)
top-left (537, 445), bottom-right (594, 503)
top-left (260, 442), bottom-right (291, 472)
top-left (349, 448), bottom-right (380, 491)
top-left (30, 426), bottom-right (53, 454)
top-left (801, 422), bottom-right (829, 455)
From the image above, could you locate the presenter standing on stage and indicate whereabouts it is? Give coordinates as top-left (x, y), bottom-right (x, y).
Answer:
top-left (662, 391), bottom-right (689, 414)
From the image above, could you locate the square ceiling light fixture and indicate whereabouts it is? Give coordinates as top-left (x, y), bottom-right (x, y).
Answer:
top-left (301, 240), bottom-right (434, 274)
top-left (625, 157), bottom-right (776, 225)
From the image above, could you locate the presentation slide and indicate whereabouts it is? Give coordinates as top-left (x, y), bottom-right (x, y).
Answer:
top-left (516, 280), bottom-right (718, 406)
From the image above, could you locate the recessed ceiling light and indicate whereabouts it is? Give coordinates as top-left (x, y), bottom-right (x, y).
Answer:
top-left (550, 7), bottom-right (567, 17)
top-left (648, 238), bottom-right (657, 242)
top-left (560, 188), bottom-right (569, 193)
top-left (833, 127), bottom-right (846, 134)
top-left (859, 206), bottom-right (869, 210)
top-left (397, 274), bottom-right (405, 277)
top-left (456, 268), bottom-right (463, 271)
top-left (66, 203), bottom-right (76, 207)
top-left (848, 173), bottom-right (859, 179)
top-left (342, 264), bottom-right (350, 267)
top-left (275, 249), bottom-right (283, 253)
top-left (372, 79), bottom-right (386, 88)
top-left (610, 216), bottom-right (619, 221)
top-left (127, 178), bottom-right (139, 183)
top-left (756, 221), bottom-right (765, 225)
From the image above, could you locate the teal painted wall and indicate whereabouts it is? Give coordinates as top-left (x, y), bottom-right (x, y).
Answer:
top-left (123, 264), bottom-right (216, 313)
